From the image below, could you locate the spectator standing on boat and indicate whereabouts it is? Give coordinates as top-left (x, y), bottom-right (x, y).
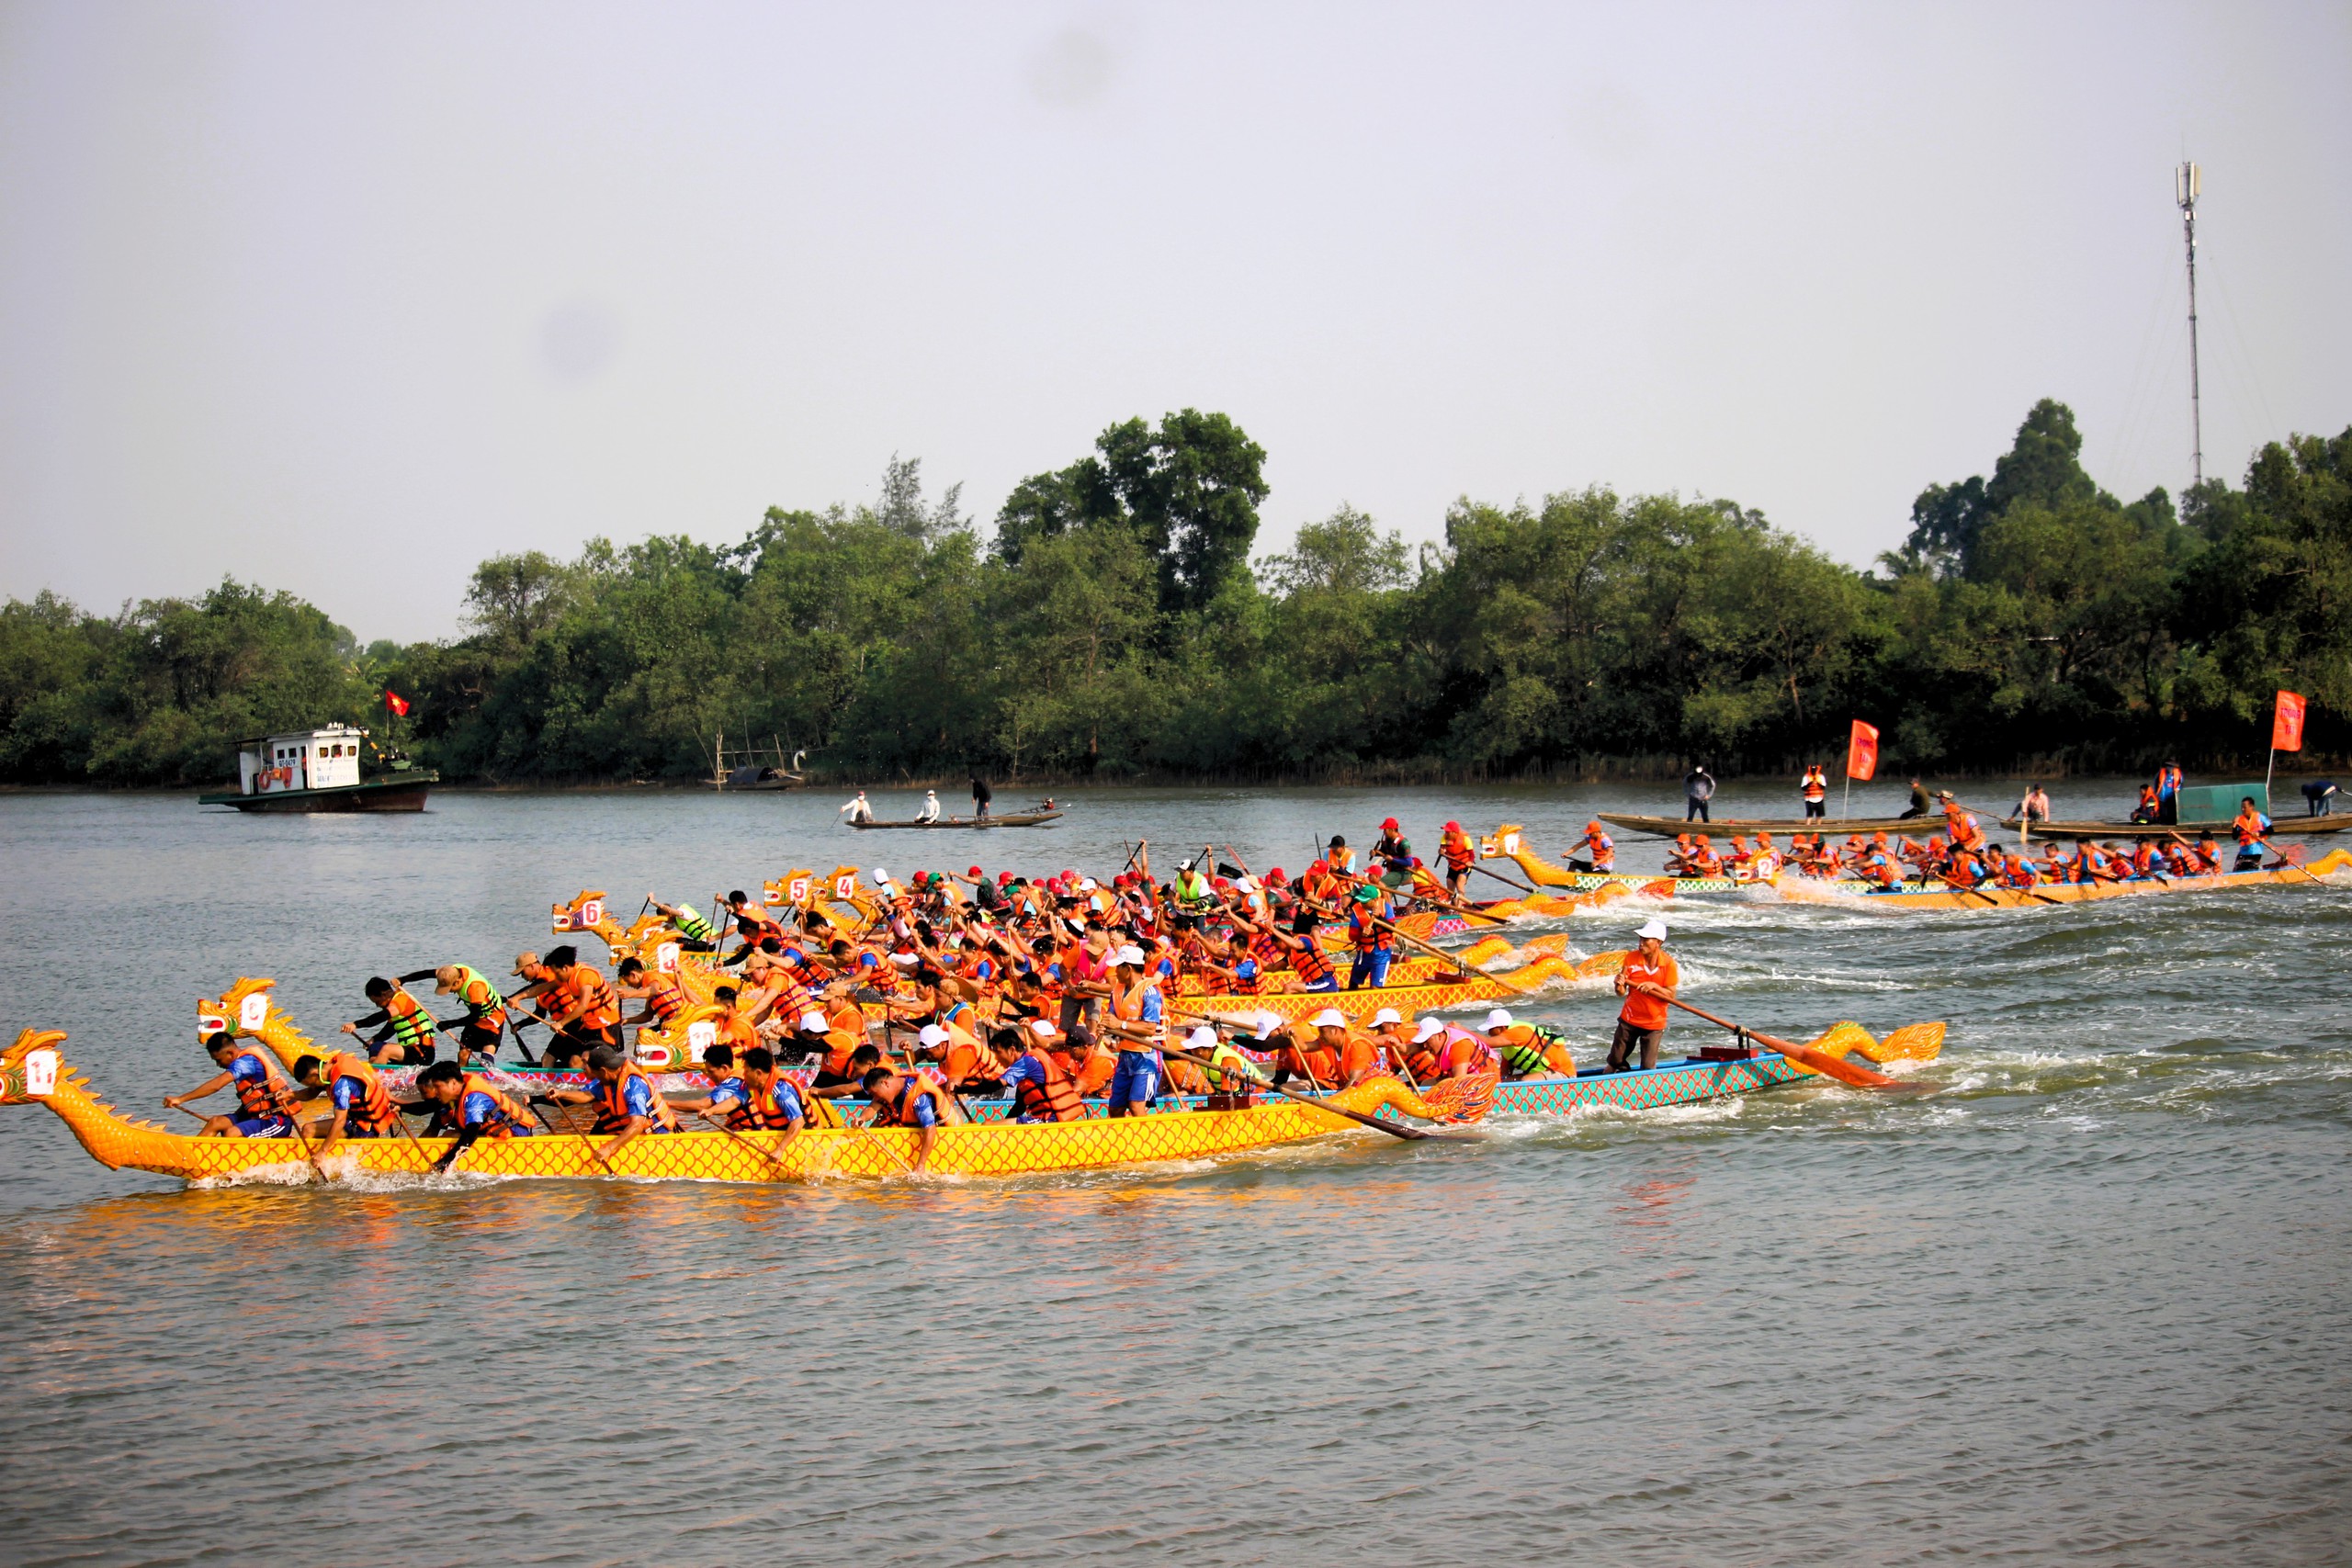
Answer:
top-left (1800, 763), bottom-right (1829, 819)
top-left (1900, 778), bottom-right (1931, 819)
top-left (839, 790), bottom-right (874, 824)
top-left (2013, 784), bottom-right (2052, 824)
top-left (2301, 779), bottom-right (2337, 817)
top-left (2154, 761), bottom-right (2184, 824)
top-left (969, 775), bottom-right (993, 819)
top-left (1608, 919), bottom-right (1678, 1073)
top-left (1684, 764), bottom-right (1715, 823)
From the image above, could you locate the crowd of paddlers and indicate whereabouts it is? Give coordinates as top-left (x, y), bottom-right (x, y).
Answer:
top-left (157, 817), bottom-right (1682, 1173)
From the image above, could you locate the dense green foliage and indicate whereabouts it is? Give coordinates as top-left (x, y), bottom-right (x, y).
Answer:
top-left (3, 402), bottom-right (2344, 786)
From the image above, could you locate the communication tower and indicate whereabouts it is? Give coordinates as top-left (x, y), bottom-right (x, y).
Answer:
top-left (2176, 162), bottom-right (2202, 489)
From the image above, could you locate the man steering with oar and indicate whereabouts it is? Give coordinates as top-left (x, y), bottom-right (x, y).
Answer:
top-left (1608, 919), bottom-right (1678, 1072)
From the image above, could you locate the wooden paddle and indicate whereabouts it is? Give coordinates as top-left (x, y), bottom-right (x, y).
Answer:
top-left (1471, 862), bottom-right (1539, 896)
top-left (693, 1108), bottom-right (795, 1172)
top-left (1660, 998), bottom-right (1906, 1090)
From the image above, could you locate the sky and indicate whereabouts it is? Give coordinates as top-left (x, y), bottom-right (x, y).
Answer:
top-left (1, 1), bottom-right (2346, 644)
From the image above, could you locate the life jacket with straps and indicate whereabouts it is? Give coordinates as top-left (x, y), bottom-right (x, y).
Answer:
top-left (560, 965), bottom-right (619, 1030)
top-left (1290, 938), bottom-right (1335, 987)
top-left (873, 1075), bottom-right (950, 1128)
top-left (322, 1050), bottom-right (397, 1134)
top-left (1441, 830), bottom-right (1475, 874)
top-left (1224, 951), bottom-right (1261, 995)
top-left (1012, 1051), bottom-right (1084, 1122)
top-left (446, 965), bottom-right (507, 1030)
top-left (1347, 906), bottom-right (1387, 954)
top-left (1802, 768), bottom-right (1827, 804)
top-left (1110, 975), bottom-right (1162, 1046)
top-left (670, 903), bottom-right (717, 943)
top-left (1203, 1041), bottom-right (1266, 1092)
top-left (2233, 808), bottom-right (2265, 847)
top-left (639, 972), bottom-right (690, 1029)
top-left (727, 1077), bottom-right (803, 1132)
top-left (383, 988), bottom-right (438, 1056)
top-left (457, 1072), bottom-right (535, 1137)
top-left (1582, 829), bottom-right (1615, 870)
top-left (231, 1053), bottom-right (297, 1122)
top-left (591, 1065), bottom-right (679, 1134)
top-left (1491, 1022), bottom-right (1568, 1078)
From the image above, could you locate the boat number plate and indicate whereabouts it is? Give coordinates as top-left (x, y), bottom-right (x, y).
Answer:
top-left (239, 993), bottom-right (270, 1032)
top-left (835, 875), bottom-right (856, 900)
top-left (579, 899), bottom-right (605, 930)
top-left (25, 1048), bottom-right (57, 1099)
top-left (1502, 832), bottom-right (1521, 853)
top-left (655, 942), bottom-right (680, 974)
top-left (687, 1020), bottom-right (718, 1053)
top-left (788, 877), bottom-right (811, 905)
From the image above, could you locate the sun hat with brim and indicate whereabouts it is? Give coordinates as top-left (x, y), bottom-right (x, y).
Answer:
top-left (1114, 944), bottom-right (1147, 966)
top-left (1186, 1026), bottom-right (1217, 1050)
top-left (1255, 1010), bottom-right (1285, 1038)
top-left (1636, 919), bottom-right (1668, 942)
top-left (1413, 1018), bottom-right (1446, 1043)
top-left (1371, 1008), bottom-right (1402, 1026)
top-left (1484, 1009), bottom-right (1513, 1031)
top-left (1308, 1009), bottom-right (1347, 1030)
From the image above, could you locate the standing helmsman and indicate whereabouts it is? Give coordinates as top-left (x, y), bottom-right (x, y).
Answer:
top-left (970, 775), bottom-right (993, 820)
top-left (1608, 919), bottom-right (1679, 1072)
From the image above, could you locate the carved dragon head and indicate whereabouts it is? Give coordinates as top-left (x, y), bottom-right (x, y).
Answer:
top-left (1477, 824), bottom-right (1526, 859)
top-left (197, 978), bottom-right (318, 1073)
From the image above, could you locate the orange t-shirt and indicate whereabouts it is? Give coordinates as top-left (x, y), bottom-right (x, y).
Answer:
top-left (1617, 950), bottom-right (1679, 1032)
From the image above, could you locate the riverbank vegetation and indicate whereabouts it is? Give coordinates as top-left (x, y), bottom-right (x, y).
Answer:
top-left (2, 401), bottom-right (2344, 786)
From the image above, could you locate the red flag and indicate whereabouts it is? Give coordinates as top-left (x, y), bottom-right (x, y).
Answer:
top-left (2272, 690), bottom-right (2305, 751)
top-left (1846, 719), bottom-right (1880, 782)
top-left (384, 690), bottom-right (411, 717)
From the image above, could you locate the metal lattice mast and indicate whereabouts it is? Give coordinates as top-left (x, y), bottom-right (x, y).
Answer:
top-left (2176, 162), bottom-right (2203, 489)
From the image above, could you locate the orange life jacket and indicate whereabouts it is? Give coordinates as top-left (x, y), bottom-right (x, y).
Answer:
top-left (591, 1065), bottom-right (679, 1134)
top-left (232, 1053), bottom-right (297, 1121)
top-left (322, 1050), bottom-right (396, 1133)
top-left (458, 1072), bottom-right (535, 1137)
top-left (727, 1077), bottom-right (803, 1132)
top-left (871, 1075), bottom-right (950, 1128)
top-left (1012, 1051), bottom-right (1084, 1122)
top-left (2233, 809), bottom-right (2265, 847)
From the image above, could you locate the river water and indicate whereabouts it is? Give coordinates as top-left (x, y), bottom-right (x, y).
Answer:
top-left (1, 782), bottom-right (2346, 1566)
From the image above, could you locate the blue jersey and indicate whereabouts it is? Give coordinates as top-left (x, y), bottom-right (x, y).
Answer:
top-left (706, 1074), bottom-right (749, 1111)
top-left (749, 1078), bottom-right (804, 1124)
top-left (457, 1089), bottom-right (529, 1132)
top-left (330, 1074), bottom-right (372, 1113)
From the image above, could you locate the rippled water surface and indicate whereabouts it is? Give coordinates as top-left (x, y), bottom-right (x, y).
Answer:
top-left (2, 782), bottom-right (2348, 1566)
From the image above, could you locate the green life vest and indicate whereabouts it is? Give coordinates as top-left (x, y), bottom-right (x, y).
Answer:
top-left (672, 903), bottom-right (716, 943)
top-left (449, 964), bottom-right (506, 1023)
top-left (387, 991), bottom-right (438, 1051)
top-left (1176, 871), bottom-right (1215, 913)
top-left (1205, 1042), bottom-right (1268, 1090)
top-left (1499, 1022), bottom-right (1566, 1077)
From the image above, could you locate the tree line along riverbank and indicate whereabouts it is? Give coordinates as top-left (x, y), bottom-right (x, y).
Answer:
top-left (2, 400), bottom-right (2344, 789)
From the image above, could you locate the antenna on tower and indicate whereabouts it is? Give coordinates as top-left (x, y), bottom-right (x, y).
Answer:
top-left (2176, 161), bottom-right (2202, 490)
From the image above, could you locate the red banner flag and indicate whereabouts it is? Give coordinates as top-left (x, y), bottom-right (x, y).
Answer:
top-left (2272, 690), bottom-right (2305, 751)
top-left (1846, 719), bottom-right (1880, 782)
top-left (384, 690), bottom-right (411, 717)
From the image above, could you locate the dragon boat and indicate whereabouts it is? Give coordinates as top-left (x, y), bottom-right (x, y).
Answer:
top-left (1773, 850), bottom-right (2352, 909)
top-left (0, 1027), bottom-right (1487, 1185)
top-left (1480, 826), bottom-right (1752, 897)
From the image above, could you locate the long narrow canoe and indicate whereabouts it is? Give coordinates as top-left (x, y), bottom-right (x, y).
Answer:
top-left (1775, 850), bottom-right (2350, 909)
top-left (850, 811), bottom-right (1063, 830)
top-left (0, 1028), bottom-right (1479, 1185)
top-left (1599, 811), bottom-right (1928, 839)
top-left (2000, 817), bottom-right (2352, 840)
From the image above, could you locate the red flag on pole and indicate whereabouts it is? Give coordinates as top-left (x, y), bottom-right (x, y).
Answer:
top-left (2271, 691), bottom-right (2305, 751)
top-left (384, 690), bottom-right (411, 717)
top-left (1846, 720), bottom-right (1880, 782)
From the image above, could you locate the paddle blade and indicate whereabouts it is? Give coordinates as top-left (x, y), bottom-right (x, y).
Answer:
top-left (2279, 843), bottom-right (2308, 866)
top-left (1857, 1021), bottom-right (1946, 1063)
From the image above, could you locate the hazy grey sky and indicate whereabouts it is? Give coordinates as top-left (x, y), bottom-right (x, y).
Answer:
top-left (3, 1), bottom-right (2346, 643)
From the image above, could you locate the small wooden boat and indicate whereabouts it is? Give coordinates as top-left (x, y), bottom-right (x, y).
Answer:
top-left (0, 1028), bottom-right (1483, 1185)
top-left (2001, 818), bottom-right (2352, 841)
top-left (850, 810), bottom-right (1064, 830)
top-left (1599, 811), bottom-right (1926, 840)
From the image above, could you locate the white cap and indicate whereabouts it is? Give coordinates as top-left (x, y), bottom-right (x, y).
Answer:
top-left (1485, 1009), bottom-right (1514, 1031)
top-left (917, 1024), bottom-right (950, 1048)
top-left (1186, 1025), bottom-right (1217, 1050)
top-left (1309, 1008), bottom-right (1347, 1030)
top-left (1371, 1008), bottom-right (1402, 1026)
top-left (1027, 1018), bottom-right (1060, 1039)
top-left (1636, 919), bottom-right (1668, 942)
top-left (797, 1010), bottom-right (829, 1033)
top-left (889, 953), bottom-right (919, 966)
top-left (1238, 876), bottom-right (1259, 894)
top-left (1414, 1017), bottom-right (1446, 1043)
top-left (1080, 878), bottom-right (1098, 892)
top-left (926, 788), bottom-right (937, 795)
top-left (1114, 944), bottom-right (1147, 965)
top-left (870, 868), bottom-right (889, 884)
top-left (1255, 1010), bottom-right (1284, 1037)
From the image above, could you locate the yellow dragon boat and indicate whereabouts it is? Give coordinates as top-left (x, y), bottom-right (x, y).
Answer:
top-left (0, 1026), bottom-right (1481, 1186)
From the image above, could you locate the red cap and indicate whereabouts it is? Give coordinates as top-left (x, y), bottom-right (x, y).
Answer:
top-left (997, 871), bottom-right (1013, 884)
top-left (1382, 817), bottom-right (1399, 831)
top-left (1212, 877), bottom-right (1230, 890)
top-left (1443, 819), bottom-right (1461, 831)
top-left (967, 865), bottom-right (982, 878)
top-left (1268, 867), bottom-right (1285, 882)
